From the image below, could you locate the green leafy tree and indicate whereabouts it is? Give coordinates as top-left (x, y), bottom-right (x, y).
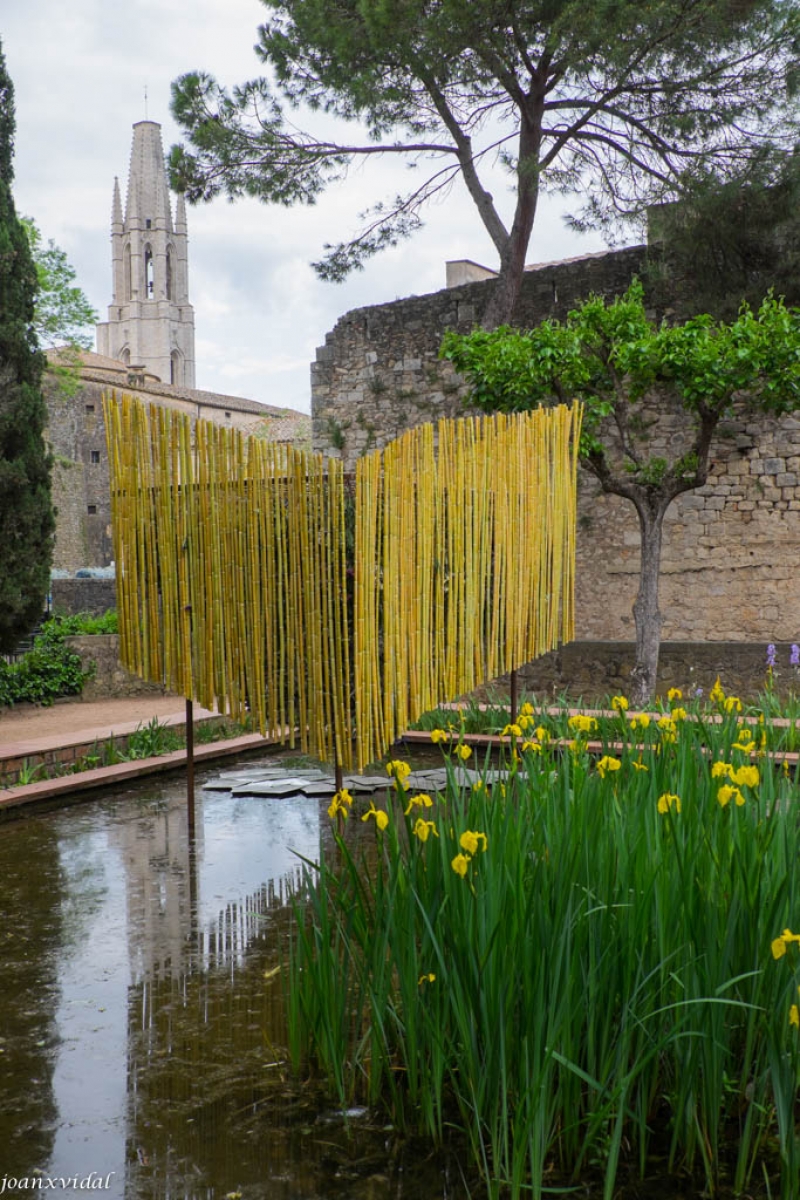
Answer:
top-left (0, 39), bottom-right (55, 653)
top-left (20, 217), bottom-right (99, 399)
top-left (646, 154), bottom-right (800, 320)
top-left (441, 283), bottom-right (800, 703)
top-left (20, 217), bottom-right (97, 350)
top-left (169, 0), bottom-right (799, 328)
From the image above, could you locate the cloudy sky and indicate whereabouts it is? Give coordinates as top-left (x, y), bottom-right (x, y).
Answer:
top-left (3, 0), bottom-right (609, 415)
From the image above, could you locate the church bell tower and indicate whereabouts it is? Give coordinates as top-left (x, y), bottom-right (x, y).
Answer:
top-left (96, 120), bottom-right (196, 387)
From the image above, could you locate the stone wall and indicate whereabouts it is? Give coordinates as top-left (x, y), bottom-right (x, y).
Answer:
top-left (46, 376), bottom-right (114, 570)
top-left (51, 578), bottom-right (117, 616)
top-left (311, 246), bottom-right (648, 463)
top-left (311, 245), bottom-right (800, 646)
top-left (570, 404), bottom-right (800, 644)
top-left (491, 641), bottom-right (791, 702)
top-left (66, 635), bottom-right (165, 700)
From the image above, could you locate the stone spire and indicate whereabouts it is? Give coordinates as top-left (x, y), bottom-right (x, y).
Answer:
top-left (96, 120), bottom-right (196, 388)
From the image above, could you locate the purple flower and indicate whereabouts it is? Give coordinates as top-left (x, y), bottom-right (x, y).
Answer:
top-left (766, 643), bottom-right (777, 668)
top-left (791, 644), bottom-right (800, 668)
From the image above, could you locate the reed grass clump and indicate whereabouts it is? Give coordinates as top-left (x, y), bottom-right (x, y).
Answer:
top-left (288, 695), bottom-right (800, 1199)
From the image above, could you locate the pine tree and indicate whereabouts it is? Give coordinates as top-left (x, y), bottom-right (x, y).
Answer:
top-left (0, 38), bottom-right (55, 653)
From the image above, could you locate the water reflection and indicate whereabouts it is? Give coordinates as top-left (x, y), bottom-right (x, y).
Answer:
top-left (0, 816), bottom-right (63, 1177)
top-left (0, 767), bottom-right (460, 1200)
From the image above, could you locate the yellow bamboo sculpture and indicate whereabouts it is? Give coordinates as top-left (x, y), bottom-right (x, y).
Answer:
top-left (104, 394), bottom-right (581, 772)
top-left (354, 405), bottom-right (582, 766)
top-left (103, 393), bottom-right (353, 767)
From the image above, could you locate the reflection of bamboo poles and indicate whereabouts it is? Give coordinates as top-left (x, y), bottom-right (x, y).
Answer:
top-left (105, 395), bottom-right (581, 772)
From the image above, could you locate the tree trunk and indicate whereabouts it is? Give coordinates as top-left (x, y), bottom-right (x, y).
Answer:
top-left (629, 505), bottom-right (666, 708)
top-left (482, 231), bottom-right (531, 328)
top-left (481, 121), bottom-right (541, 329)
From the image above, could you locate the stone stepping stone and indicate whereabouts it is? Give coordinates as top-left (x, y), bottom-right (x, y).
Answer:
top-left (206, 763), bottom-right (521, 799)
top-left (202, 776), bottom-right (254, 792)
top-left (343, 776), bottom-right (392, 793)
top-left (231, 777), bottom-right (318, 797)
top-left (298, 781), bottom-right (338, 797)
top-left (205, 765), bottom-right (333, 791)
top-left (203, 768), bottom-right (277, 790)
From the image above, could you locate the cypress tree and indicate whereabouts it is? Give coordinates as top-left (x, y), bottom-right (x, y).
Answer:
top-left (0, 38), bottom-right (54, 653)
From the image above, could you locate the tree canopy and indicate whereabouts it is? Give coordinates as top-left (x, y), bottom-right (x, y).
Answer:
top-left (441, 283), bottom-right (800, 700)
top-left (0, 39), bottom-right (55, 653)
top-left (20, 217), bottom-right (97, 351)
top-left (169, 0), bottom-right (800, 326)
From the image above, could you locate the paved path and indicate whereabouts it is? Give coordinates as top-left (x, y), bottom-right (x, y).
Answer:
top-left (0, 694), bottom-right (216, 756)
top-left (0, 695), bottom-right (275, 815)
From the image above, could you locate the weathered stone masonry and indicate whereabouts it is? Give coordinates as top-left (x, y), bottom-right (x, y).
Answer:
top-left (312, 245), bottom-right (800, 649)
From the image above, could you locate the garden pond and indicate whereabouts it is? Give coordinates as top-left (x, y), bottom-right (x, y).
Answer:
top-left (0, 743), bottom-right (787, 1200)
top-left (0, 758), bottom-right (473, 1200)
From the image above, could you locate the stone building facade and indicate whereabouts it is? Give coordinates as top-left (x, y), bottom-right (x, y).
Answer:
top-left (46, 351), bottom-right (310, 573)
top-left (311, 244), bottom-right (800, 649)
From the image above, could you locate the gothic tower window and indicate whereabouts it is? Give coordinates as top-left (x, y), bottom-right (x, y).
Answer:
top-left (144, 245), bottom-right (154, 298)
top-left (166, 247), bottom-right (173, 300)
top-left (170, 350), bottom-right (181, 385)
top-left (124, 244), bottom-right (132, 300)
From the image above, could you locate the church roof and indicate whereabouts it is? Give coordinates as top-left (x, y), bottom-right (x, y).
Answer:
top-left (46, 348), bottom-right (307, 422)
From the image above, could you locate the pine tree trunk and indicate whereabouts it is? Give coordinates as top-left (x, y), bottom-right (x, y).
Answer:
top-left (481, 129), bottom-right (540, 330)
top-left (482, 235), bottom-right (529, 329)
top-left (629, 507), bottom-right (665, 708)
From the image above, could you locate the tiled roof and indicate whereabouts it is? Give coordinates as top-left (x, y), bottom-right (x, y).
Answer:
top-left (46, 348), bottom-right (307, 421)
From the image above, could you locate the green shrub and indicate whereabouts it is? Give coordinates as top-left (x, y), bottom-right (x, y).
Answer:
top-left (0, 615), bottom-right (103, 707)
top-left (42, 609), bottom-right (118, 638)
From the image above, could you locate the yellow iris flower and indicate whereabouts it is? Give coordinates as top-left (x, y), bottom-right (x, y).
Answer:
top-left (413, 818), bottom-right (439, 842)
top-left (362, 802), bottom-right (389, 831)
top-left (405, 792), bottom-right (434, 814)
top-left (568, 714), bottom-right (598, 734)
top-left (327, 788), bottom-right (354, 820)
top-left (717, 784), bottom-right (744, 808)
top-left (771, 929), bottom-right (800, 959)
top-left (460, 830), bottom-right (488, 855)
top-left (451, 853), bottom-right (471, 877)
top-left (596, 755), bottom-right (622, 778)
